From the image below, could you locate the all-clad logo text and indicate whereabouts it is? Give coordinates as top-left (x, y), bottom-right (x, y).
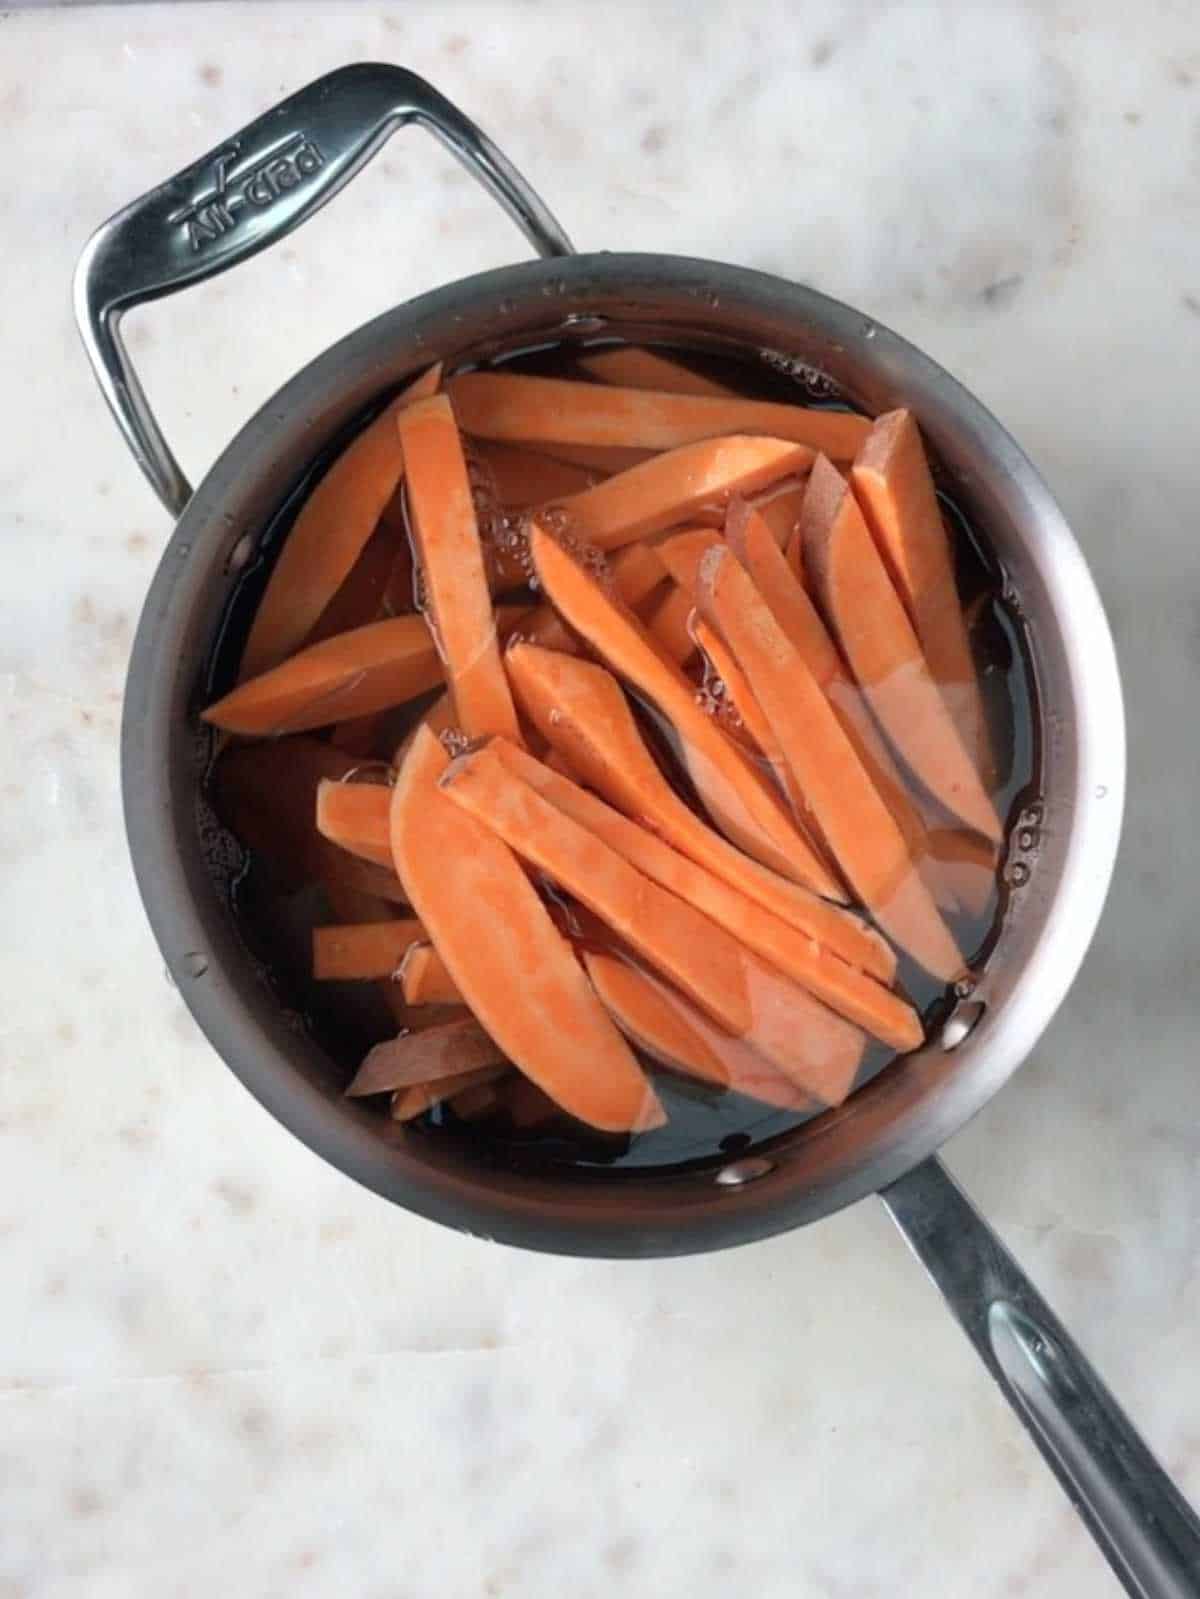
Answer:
top-left (168, 133), bottom-right (325, 251)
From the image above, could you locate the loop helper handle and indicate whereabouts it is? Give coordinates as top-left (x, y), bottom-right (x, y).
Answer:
top-left (74, 62), bottom-right (573, 516)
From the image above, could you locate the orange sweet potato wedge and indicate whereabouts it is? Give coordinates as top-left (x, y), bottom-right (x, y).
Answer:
top-left (204, 616), bottom-right (441, 737)
top-left (504, 642), bottom-right (892, 970)
top-left (577, 347), bottom-right (734, 397)
top-left (441, 740), bottom-right (752, 1034)
top-left (801, 457), bottom-right (1002, 843)
top-left (347, 1017), bottom-right (505, 1096)
top-left (655, 527), bottom-right (722, 596)
top-left (450, 741), bottom-right (866, 1095)
top-left (925, 828), bottom-right (999, 920)
top-left (391, 725), bottom-right (661, 1131)
top-left (470, 439), bottom-right (597, 505)
top-left (398, 941), bottom-right (464, 1006)
top-left (511, 605), bottom-right (580, 656)
top-left (313, 919), bottom-right (423, 980)
top-left (697, 543), bottom-right (964, 981)
top-left (851, 410), bottom-right (990, 774)
top-left (493, 741), bottom-right (916, 1047)
top-left (527, 526), bottom-right (842, 895)
top-left (540, 436), bottom-right (812, 549)
top-left (584, 952), bottom-right (819, 1110)
top-left (752, 483), bottom-right (807, 558)
top-left (447, 373), bottom-right (870, 459)
top-left (315, 779), bottom-right (394, 867)
top-left (240, 363), bottom-right (440, 680)
top-left (397, 394), bottom-right (521, 742)
top-left (608, 541), bottom-right (669, 611)
top-left (211, 738), bottom-right (407, 904)
top-left (391, 1064), bottom-right (511, 1121)
top-left (303, 526), bottom-right (399, 647)
top-left (534, 441), bottom-right (655, 474)
top-left (694, 617), bottom-right (815, 829)
top-left (740, 957), bottom-right (865, 1103)
top-left (321, 885), bottom-right (409, 1024)
top-left (643, 582), bottom-right (698, 666)
top-left (721, 500), bottom-right (958, 910)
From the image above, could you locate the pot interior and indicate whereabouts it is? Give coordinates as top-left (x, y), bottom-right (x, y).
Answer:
top-left (122, 255), bottom-right (1123, 1255)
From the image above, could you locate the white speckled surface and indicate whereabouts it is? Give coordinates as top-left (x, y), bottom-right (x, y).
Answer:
top-left (3, 4), bottom-right (1198, 1595)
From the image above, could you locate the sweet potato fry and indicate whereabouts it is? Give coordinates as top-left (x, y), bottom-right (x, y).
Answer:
top-left (801, 458), bottom-right (1002, 843)
top-left (398, 941), bottom-right (464, 1006)
top-left (322, 885), bottom-right (409, 1024)
top-left (504, 643), bottom-right (893, 970)
top-left (313, 919), bottom-right (423, 980)
top-left (527, 526), bottom-right (842, 896)
top-left (447, 373), bottom-right (869, 459)
top-left (211, 738), bottom-right (407, 903)
top-left (540, 435), bottom-right (813, 548)
top-left (470, 439), bottom-right (596, 505)
top-left (608, 542), bottom-right (669, 611)
top-left (391, 726), bottom-right (661, 1131)
top-left (515, 441), bottom-right (653, 474)
top-left (577, 346), bottom-right (735, 396)
top-left (441, 740), bottom-right (753, 1034)
top-left (240, 363), bottom-right (440, 679)
top-left (721, 500), bottom-right (955, 908)
top-left (203, 616), bottom-right (441, 736)
top-left (303, 526), bottom-right (398, 647)
top-left (694, 617), bottom-right (812, 824)
top-left (696, 542), bottom-right (963, 980)
top-left (347, 1016), bottom-right (505, 1096)
top-left (643, 582), bottom-right (698, 666)
top-left (655, 527), bottom-right (722, 597)
top-left (925, 829), bottom-right (998, 920)
top-left (584, 952), bottom-right (819, 1110)
top-left (752, 483), bottom-right (807, 558)
top-left (391, 1064), bottom-right (511, 1119)
top-left (397, 394), bottom-right (521, 741)
top-left (851, 410), bottom-right (990, 773)
top-left (315, 779), bottom-right (393, 867)
top-left (492, 741), bottom-right (916, 1046)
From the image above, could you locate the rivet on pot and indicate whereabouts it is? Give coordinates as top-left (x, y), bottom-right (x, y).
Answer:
top-left (224, 533), bottom-right (254, 574)
top-left (715, 1156), bottom-right (775, 1188)
top-left (942, 1001), bottom-right (985, 1051)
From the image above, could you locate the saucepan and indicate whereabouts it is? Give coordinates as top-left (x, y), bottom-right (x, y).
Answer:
top-left (75, 64), bottom-right (1199, 1596)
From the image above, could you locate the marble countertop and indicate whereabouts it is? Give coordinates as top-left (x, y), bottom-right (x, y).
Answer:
top-left (3, 4), bottom-right (1198, 1594)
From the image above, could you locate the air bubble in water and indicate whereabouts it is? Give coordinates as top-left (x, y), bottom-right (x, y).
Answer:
top-left (757, 349), bottom-right (841, 400)
top-left (954, 976), bottom-right (976, 999)
top-left (1017, 829), bottom-right (1036, 850)
top-left (1095, 784), bottom-right (1108, 799)
top-left (1008, 861), bottom-right (1030, 887)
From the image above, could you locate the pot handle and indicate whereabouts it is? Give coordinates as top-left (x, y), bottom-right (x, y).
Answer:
top-left (882, 1157), bottom-right (1200, 1598)
top-left (73, 62), bottom-right (573, 516)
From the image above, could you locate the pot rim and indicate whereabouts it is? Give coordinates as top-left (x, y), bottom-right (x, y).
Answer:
top-left (121, 252), bottom-right (1125, 1256)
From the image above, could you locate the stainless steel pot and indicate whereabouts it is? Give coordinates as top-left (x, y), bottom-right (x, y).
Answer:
top-left (75, 64), bottom-right (1199, 1597)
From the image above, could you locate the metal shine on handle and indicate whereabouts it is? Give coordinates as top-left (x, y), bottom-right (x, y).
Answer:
top-left (882, 1159), bottom-right (1200, 1599)
top-left (73, 62), bottom-right (573, 516)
